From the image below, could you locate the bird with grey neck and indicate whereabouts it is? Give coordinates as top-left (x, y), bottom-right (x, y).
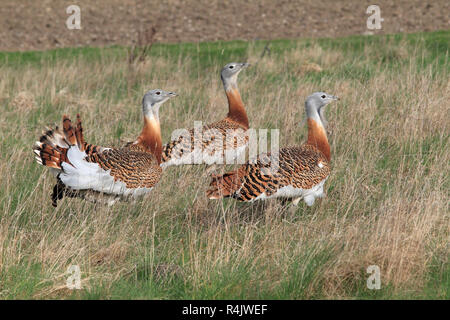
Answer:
top-left (207, 91), bottom-right (339, 207)
top-left (33, 89), bottom-right (177, 207)
top-left (161, 62), bottom-right (250, 168)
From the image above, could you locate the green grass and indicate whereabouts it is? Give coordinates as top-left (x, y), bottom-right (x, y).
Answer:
top-left (0, 30), bottom-right (448, 300)
top-left (1, 31), bottom-right (448, 70)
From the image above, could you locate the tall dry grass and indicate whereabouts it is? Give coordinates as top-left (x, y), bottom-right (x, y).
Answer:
top-left (0, 35), bottom-right (448, 299)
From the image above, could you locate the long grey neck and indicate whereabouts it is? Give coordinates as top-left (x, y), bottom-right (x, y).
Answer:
top-left (143, 99), bottom-right (162, 120)
top-left (221, 74), bottom-right (239, 91)
top-left (318, 106), bottom-right (328, 128)
top-left (305, 101), bottom-right (326, 128)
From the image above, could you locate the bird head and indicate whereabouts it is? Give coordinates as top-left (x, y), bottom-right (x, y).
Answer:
top-left (220, 62), bottom-right (249, 90)
top-left (306, 92), bottom-right (339, 110)
top-left (142, 89), bottom-right (177, 118)
top-left (305, 92), bottom-right (339, 127)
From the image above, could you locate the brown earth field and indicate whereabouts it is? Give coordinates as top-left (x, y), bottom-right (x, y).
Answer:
top-left (1, 0), bottom-right (449, 52)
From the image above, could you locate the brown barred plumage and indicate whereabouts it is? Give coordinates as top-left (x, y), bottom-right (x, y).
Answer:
top-left (207, 145), bottom-right (330, 201)
top-left (161, 63), bottom-right (249, 167)
top-left (207, 92), bottom-right (339, 206)
top-left (85, 148), bottom-right (161, 189)
top-left (34, 114), bottom-right (162, 207)
top-left (33, 89), bottom-right (176, 207)
top-left (34, 115), bottom-right (108, 168)
top-left (161, 117), bottom-right (249, 165)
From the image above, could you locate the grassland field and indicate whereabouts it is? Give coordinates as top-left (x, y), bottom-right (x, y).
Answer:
top-left (0, 31), bottom-right (448, 299)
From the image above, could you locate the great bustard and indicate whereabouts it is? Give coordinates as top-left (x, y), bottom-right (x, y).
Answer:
top-left (207, 92), bottom-right (338, 206)
top-left (161, 62), bottom-right (250, 167)
top-left (33, 89), bottom-right (177, 207)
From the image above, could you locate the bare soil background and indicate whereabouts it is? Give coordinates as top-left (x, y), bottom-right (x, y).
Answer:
top-left (1, 0), bottom-right (449, 52)
top-left (1, 33), bottom-right (448, 299)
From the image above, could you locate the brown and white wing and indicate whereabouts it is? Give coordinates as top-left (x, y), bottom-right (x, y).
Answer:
top-left (58, 147), bottom-right (162, 197)
top-left (207, 145), bottom-right (330, 203)
top-left (34, 114), bottom-right (108, 171)
top-left (161, 118), bottom-right (248, 167)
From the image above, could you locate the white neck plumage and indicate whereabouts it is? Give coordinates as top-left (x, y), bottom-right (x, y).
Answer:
top-left (222, 73), bottom-right (239, 92)
top-left (143, 101), bottom-right (164, 122)
top-left (306, 104), bottom-right (327, 131)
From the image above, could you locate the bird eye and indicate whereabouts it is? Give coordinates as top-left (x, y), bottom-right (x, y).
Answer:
top-left (156, 91), bottom-right (161, 95)
top-left (229, 65), bottom-right (234, 69)
top-left (321, 95), bottom-right (326, 99)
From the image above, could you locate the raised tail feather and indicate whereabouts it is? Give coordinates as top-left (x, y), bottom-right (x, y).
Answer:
top-left (206, 169), bottom-right (244, 199)
top-left (34, 115), bottom-right (77, 168)
top-left (33, 114), bottom-right (103, 169)
top-left (33, 114), bottom-right (100, 207)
